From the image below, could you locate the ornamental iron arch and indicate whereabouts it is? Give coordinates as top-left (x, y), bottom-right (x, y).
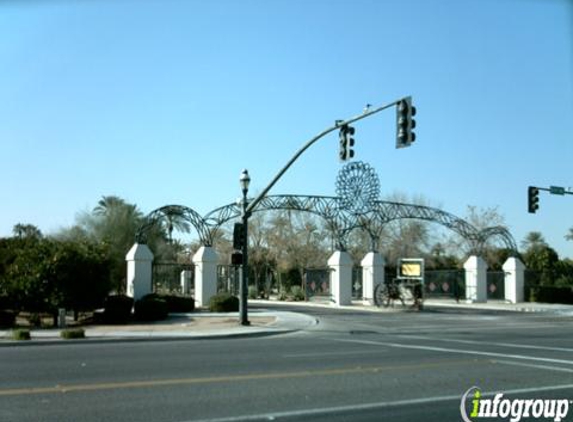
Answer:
top-left (136, 205), bottom-right (213, 246)
top-left (204, 195), bottom-right (352, 250)
top-left (136, 161), bottom-right (518, 257)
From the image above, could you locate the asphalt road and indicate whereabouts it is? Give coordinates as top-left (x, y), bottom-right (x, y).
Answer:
top-left (2, 305), bottom-right (573, 422)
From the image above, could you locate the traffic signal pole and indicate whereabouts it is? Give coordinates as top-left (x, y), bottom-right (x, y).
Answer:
top-left (238, 96), bottom-right (416, 325)
top-left (245, 98), bottom-right (409, 217)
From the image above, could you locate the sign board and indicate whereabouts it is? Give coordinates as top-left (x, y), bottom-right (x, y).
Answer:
top-left (550, 186), bottom-right (566, 195)
top-left (397, 258), bottom-right (424, 280)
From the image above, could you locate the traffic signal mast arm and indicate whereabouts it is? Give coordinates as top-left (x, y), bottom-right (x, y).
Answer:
top-left (531, 186), bottom-right (573, 195)
top-left (245, 97), bottom-right (411, 216)
top-left (528, 185), bottom-right (573, 214)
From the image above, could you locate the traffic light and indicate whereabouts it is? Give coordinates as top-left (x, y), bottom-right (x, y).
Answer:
top-left (528, 186), bottom-right (539, 213)
top-left (396, 96), bottom-right (416, 148)
top-left (231, 252), bottom-right (243, 265)
top-left (339, 125), bottom-right (355, 161)
top-left (233, 222), bottom-right (246, 250)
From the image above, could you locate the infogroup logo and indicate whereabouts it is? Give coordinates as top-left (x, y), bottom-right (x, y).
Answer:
top-left (460, 386), bottom-right (571, 422)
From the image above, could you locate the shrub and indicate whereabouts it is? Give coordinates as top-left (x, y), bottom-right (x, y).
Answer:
top-left (61, 328), bottom-right (85, 339)
top-left (163, 295), bottom-right (195, 313)
top-left (0, 310), bottom-right (16, 328)
top-left (529, 286), bottom-right (573, 304)
top-left (290, 286), bottom-right (305, 301)
top-left (209, 293), bottom-right (239, 312)
top-left (11, 329), bottom-right (31, 341)
top-left (134, 296), bottom-right (169, 321)
top-left (278, 291), bottom-right (288, 301)
top-left (103, 295), bottom-right (133, 324)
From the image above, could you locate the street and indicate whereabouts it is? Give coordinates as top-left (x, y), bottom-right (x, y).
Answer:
top-left (2, 306), bottom-right (573, 422)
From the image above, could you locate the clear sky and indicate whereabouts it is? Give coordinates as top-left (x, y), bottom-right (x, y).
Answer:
top-left (1, 0), bottom-right (572, 257)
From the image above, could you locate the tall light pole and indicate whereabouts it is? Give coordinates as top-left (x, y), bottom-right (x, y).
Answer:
top-left (239, 169), bottom-right (251, 326)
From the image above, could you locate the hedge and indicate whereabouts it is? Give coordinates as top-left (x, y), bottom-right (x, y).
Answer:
top-left (134, 295), bottom-right (169, 321)
top-left (11, 329), bottom-right (31, 341)
top-left (61, 328), bottom-right (85, 339)
top-left (103, 295), bottom-right (134, 324)
top-left (529, 286), bottom-right (573, 304)
top-left (209, 293), bottom-right (239, 312)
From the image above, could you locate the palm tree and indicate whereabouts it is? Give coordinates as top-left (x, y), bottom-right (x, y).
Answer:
top-left (521, 231), bottom-right (547, 251)
top-left (161, 207), bottom-right (191, 243)
top-left (93, 195), bottom-right (129, 216)
top-left (566, 227), bottom-right (573, 242)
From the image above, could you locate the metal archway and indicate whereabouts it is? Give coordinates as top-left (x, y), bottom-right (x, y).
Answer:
top-left (204, 195), bottom-right (353, 250)
top-left (350, 200), bottom-right (518, 255)
top-left (136, 161), bottom-right (518, 256)
top-left (136, 205), bottom-right (213, 246)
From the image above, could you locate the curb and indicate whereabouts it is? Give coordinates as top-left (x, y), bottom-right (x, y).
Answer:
top-left (251, 299), bottom-right (573, 316)
top-left (0, 310), bottom-right (318, 347)
top-left (250, 300), bottom-right (412, 313)
top-left (423, 301), bottom-right (573, 315)
top-left (0, 328), bottom-right (300, 348)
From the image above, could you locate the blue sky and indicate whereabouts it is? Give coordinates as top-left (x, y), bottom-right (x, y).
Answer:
top-left (1, 0), bottom-right (572, 257)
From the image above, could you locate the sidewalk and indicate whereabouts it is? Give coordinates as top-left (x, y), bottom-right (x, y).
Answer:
top-left (423, 298), bottom-right (573, 315)
top-left (0, 309), bottom-right (318, 346)
top-left (251, 298), bottom-right (573, 315)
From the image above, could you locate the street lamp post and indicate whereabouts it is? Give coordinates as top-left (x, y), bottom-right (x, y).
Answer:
top-left (239, 169), bottom-right (251, 326)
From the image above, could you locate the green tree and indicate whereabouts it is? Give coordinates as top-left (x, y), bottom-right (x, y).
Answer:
top-left (521, 231), bottom-right (547, 251)
top-left (523, 245), bottom-right (559, 271)
top-left (12, 223), bottom-right (42, 240)
top-left (1, 238), bottom-right (111, 318)
top-left (161, 208), bottom-right (191, 243)
top-left (75, 196), bottom-right (145, 292)
top-left (3, 238), bottom-right (55, 313)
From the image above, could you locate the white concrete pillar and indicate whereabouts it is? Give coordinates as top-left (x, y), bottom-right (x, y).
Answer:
top-left (180, 270), bottom-right (193, 295)
top-left (503, 257), bottom-right (525, 303)
top-left (361, 252), bottom-right (385, 305)
top-left (328, 250), bottom-right (353, 306)
top-left (125, 243), bottom-right (154, 302)
top-left (193, 246), bottom-right (218, 308)
top-left (464, 255), bottom-right (488, 303)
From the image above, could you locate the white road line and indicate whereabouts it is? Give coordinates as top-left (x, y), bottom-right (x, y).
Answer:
top-left (494, 360), bottom-right (573, 373)
top-left (395, 334), bottom-right (573, 353)
top-left (328, 338), bottom-right (573, 366)
top-left (355, 321), bottom-right (573, 335)
top-left (184, 383), bottom-right (573, 422)
top-left (283, 350), bottom-right (383, 358)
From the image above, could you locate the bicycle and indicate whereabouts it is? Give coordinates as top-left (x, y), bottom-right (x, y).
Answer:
top-left (374, 278), bottom-right (423, 309)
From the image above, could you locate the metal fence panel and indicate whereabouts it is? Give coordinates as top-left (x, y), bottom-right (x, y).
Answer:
top-left (352, 267), bottom-right (363, 300)
top-left (424, 270), bottom-right (465, 301)
top-left (487, 271), bottom-right (505, 300)
top-left (304, 268), bottom-right (331, 302)
top-left (152, 262), bottom-right (195, 295)
top-left (217, 265), bottom-right (240, 295)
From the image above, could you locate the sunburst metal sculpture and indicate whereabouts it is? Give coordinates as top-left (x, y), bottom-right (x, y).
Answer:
top-left (335, 161), bottom-right (380, 215)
